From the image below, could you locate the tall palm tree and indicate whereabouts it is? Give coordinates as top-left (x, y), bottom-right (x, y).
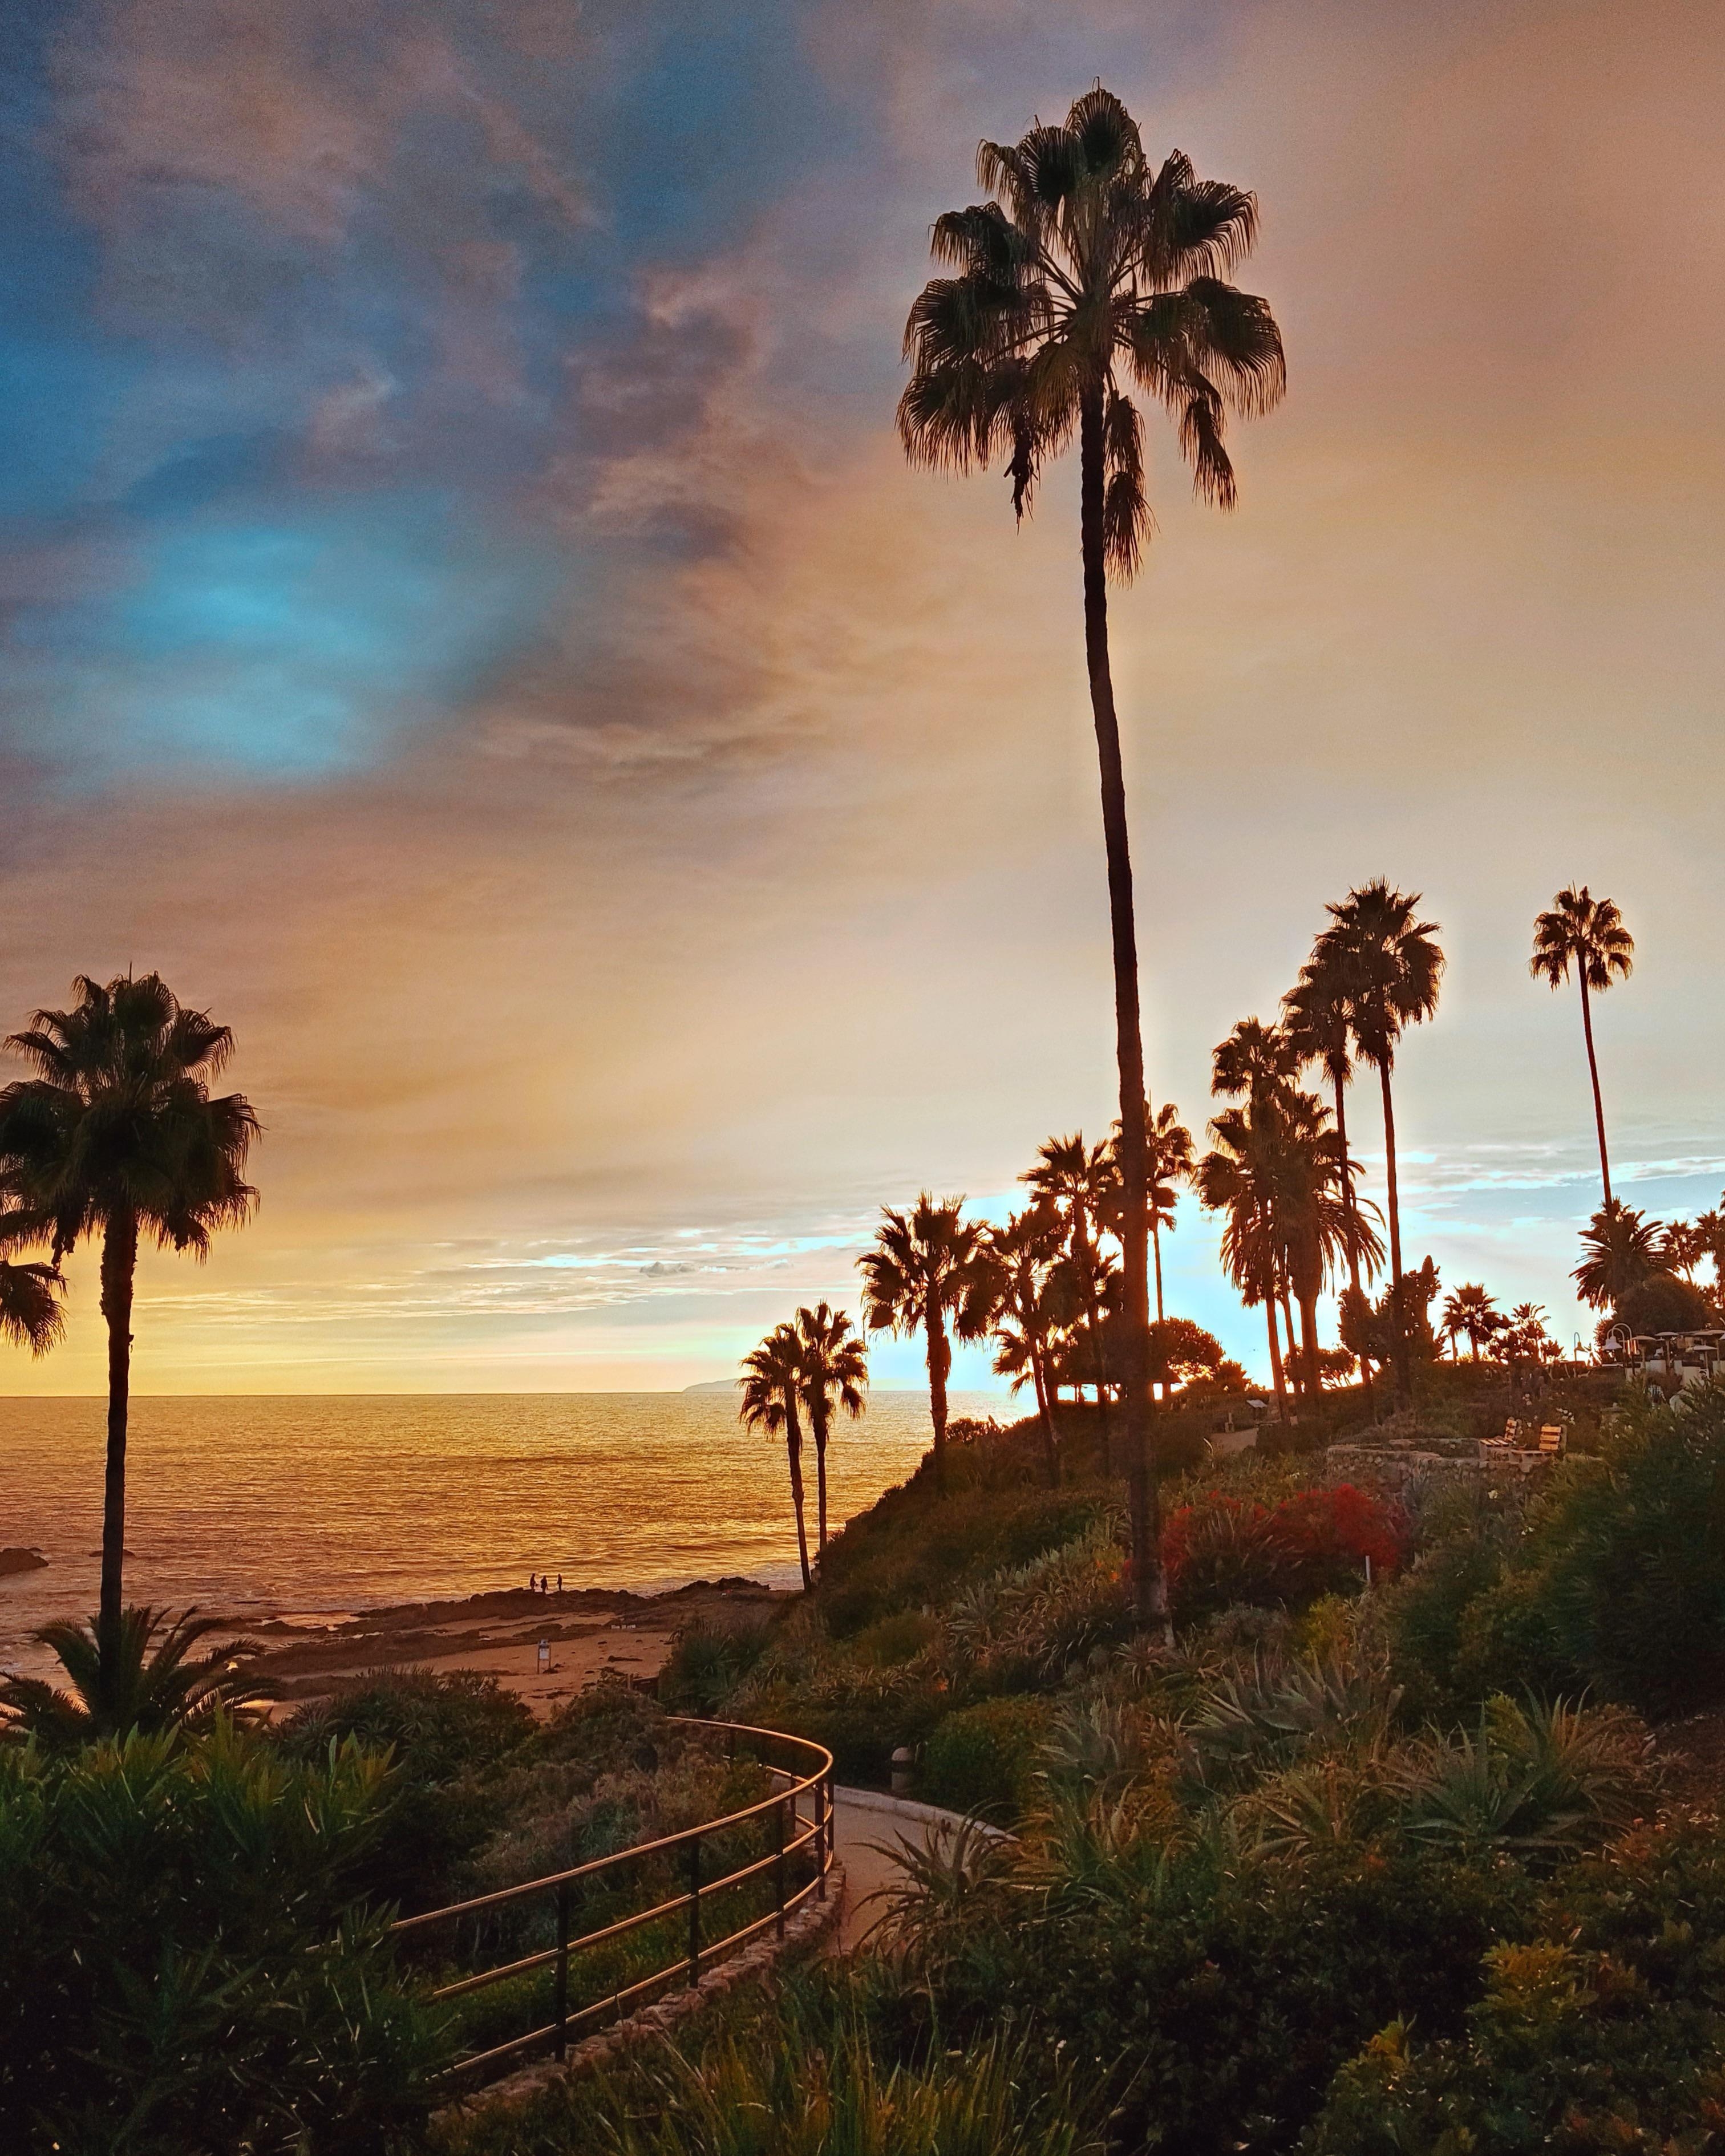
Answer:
top-left (790, 1302), bottom-right (868, 1555)
top-left (985, 1205), bottom-right (1066, 1486)
top-left (1530, 886), bottom-right (1634, 1206)
top-left (1315, 882), bottom-right (1443, 1408)
top-left (0, 1254), bottom-right (64, 1355)
top-left (899, 85), bottom-right (1283, 1627)
top-left (739, 1324), bottom-right (813, 1591)
top-left (0, 974), bottom-right (258, 1649)
top-left (1573, 1198), bottom-right (1665, 1313)
top-left (1441, 1282), bottom-right (1501, 1361)
top-left (1023, 1133), bottom-right (1117, 1460)
top-left (859, 1194), bottom-right (993, 1494)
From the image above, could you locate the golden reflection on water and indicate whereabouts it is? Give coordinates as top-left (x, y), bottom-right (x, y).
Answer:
top-left (0, 1392), bottom-right (995, 1677)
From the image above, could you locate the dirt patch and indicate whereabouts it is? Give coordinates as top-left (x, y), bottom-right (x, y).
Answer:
top-left (1653, 1705), bottom-right (1725, 1814)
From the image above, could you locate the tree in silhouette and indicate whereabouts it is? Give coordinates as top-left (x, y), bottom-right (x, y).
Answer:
top-left (1314, 883), bottom-right (1443, 1408)
top-left (790, 1302), bottom-right (868, 1554)
top-left (985, 1204), bottom-right (1067, 1486)
top-left (1023, 1133), bottom-right (1118, 1460)
top-left (1283, 951), bottom-right (1370, 1298)
top-left (0, 974), bottom-right (258, 1651)
top-left (0, 1255), bottom-right (63, 1355)
top-left (1211, 1016), bottom-right (1299, 1107)
top-left (740, 1324), bottom-right (814, 1590)
top-left (1441, 1282), bottom-right (1502, 1361)
top-left (1573, 1199), bottom-right (1666, 1314)
top-left (0, 1606), bottom-right (273, 1750)
top-left (859, 1194), bottom-right (992, 1493)
top-left (1144, 1103), bottom-right (1193, 1325)
top-left (1196, 1104), bottom-right (1292, 1424)
top-left (898, 84), bottom-right (1283, 1627)
top-left (1530, 886), bottom-right (1634, 1206)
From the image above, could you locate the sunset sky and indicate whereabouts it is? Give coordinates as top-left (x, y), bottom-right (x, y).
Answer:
top-left (2, 0), bottom-right (1721, 1396)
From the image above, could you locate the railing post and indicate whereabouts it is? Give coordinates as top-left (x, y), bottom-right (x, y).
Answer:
top-left (817, 1771), bottom-right (829, 1899)
top-left (774, 1796), bottom-right (787, 1940)
top-left (554, 1880), bottom-right (570, 2059)
top-left (686, 1833), bottom-right (702, 1987)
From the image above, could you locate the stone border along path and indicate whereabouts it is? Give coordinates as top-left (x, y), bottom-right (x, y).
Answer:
top-left (439, 1786), bottom-right (988, 2122)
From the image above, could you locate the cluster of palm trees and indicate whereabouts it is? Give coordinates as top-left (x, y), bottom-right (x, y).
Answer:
top-left (737, 1304), bottom-right (868, 1590)
top-left (1438, 1284), bottom-right (1562, 1366)
top-left (1185, 881), bottom-right (1441, 1416)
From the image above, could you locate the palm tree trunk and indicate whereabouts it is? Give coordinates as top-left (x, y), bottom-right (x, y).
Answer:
top-left (1378, 1061), bottom-right (1412, 1408)
top-left (811, 1401), bottom-right (830, 1553)
top-left (926, 1307), bottom-right (951, 1494)
top-left (1079, 383), bottom-right (1164, 1637)
top-left (1029, 1347), bottom-right (1060, 1488)
top-left (1265, 1299), bottom-right (1289, 1424)
top-left (1333, 1069), bottom-right (1360, 1295)
top-left (784, 1409), bottom-right (813, 1592)
top-left (1578, 972), bottom-right (1611, 1205)
top-left (1152, 1218), bottom-right (1165, 1323)
top-left (1298, 1288), bottom-right (1321, 1396)
top-left (1279, 1286), bottom-right (1302, 1398)
top-left (98, 1207), bottom-right (138, 1649)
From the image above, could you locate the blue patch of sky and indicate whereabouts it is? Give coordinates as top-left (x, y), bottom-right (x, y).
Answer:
top-left (9, 495), bottom-right (562, 783)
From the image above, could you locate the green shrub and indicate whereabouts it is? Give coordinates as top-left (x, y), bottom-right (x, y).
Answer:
top-left (0, 1723), bottom-right (443, 2151)
top-left (920, 1696), bottom-right (1052, 1819)
top-left (655, 1615), bottom-right (773, 1715)
top-left (278, 1667), bottom-right (536, 1913)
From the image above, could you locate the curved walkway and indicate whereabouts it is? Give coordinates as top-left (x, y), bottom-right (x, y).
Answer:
top-left (830, 1785), bottom-right (982, 1951)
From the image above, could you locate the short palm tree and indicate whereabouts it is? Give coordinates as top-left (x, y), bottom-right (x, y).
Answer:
top-left (1283, 951), bottom-right (1370, 1298)
top-left (1573, 1199), bottom-right (1665, 1313)
top-left (1210, 1017), bottom-right (1299, 1107)
top-left (1530, 886), bottom-right (1634, 1205)
top-left (1314, 882), bottom-right (1444, 1407)
top-left (0, 1605), bottom-right (274, 1751)
top-left (1023, 1133), bottom-right (1118, 1458)
top-left (859, 1195), bottom-right (993, 1493)
top-left (1196, 1104), bottom-right (1291, 1422)
top-left (985, 1205), bottom-right (1066, 1486)
top-left (1441, 1283), bottom-right (1501, 1361)
top-left (739, 1324), bottom-right (813, 1591)
top-left (0, 974), bottom-right (258, 1650)
top-left (1144, 1101), bottom-right (1193, 1325)
top-left (790, 1303), bottom-right (868, 1554)
top-left (0, 1254), bottom-right (64, 1355)
top-left (899, 84), bottom-right (1283, 1628)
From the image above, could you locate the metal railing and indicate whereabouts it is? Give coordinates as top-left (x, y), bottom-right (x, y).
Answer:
top-left (390, 1716), bottom-right (835, 2081)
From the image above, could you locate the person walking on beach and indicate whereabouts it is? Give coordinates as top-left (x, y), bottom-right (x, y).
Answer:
top-left (556, 1574), bottom-right (562, 1594)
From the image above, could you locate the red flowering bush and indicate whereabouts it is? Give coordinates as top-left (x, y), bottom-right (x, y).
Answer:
top-left (1163, 1483), bottom-right (1407, 1623)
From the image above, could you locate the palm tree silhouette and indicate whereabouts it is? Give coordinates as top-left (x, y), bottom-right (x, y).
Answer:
top-left (0, 974), bottom-right (258, 1648)
top-left (1283, 951), bottom-right (1370, 1299)
top-left (898, 86), bottom-right (1283, 1625)
top-left (1314, 883), bottom-right (1443, 1408)
top-left (859, 1194), bottom-right (992, 1494)
top-left (1144, 1103), bottom-right (1193, 1326)
top-left (1530, 886), bottom-right (1634, 1205)
top-left (0, 1255), bottom-right (63, 1355)
top-left (739, 1324), bottom-right (813, 1590)
top-left (1573, 1199), bottom-right (1665, 1313)
top-left (790, 1303), bottom-right (868, 1555)
top-left (1210, 1017), bottom-right (1299, 1107)
top-left (0, 1605), bottom-right (274, 1749)
top-left (1196, 1104), bottom-right (1291, 1423)
top-left (1023, 1134), bottom-right (1117, 1462)
top-left (985, 1205), bottom-right (1066, 1486)
top-left (1441, 1282), bottom-right (1501, 1361)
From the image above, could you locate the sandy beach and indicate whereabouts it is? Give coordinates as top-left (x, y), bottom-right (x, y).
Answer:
top-left (245, 1577), bottom-right (789, 1719)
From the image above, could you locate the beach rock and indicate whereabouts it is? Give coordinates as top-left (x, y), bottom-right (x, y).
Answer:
top-left (0, 1547), bottom-right (48, 1577)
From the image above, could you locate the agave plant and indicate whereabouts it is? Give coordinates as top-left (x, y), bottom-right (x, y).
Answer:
top-left (0, 1604), bottom-right (277, 1750)
top-left (1235, 1753), bottom-right (1400, 1858)
top-left (1190, 1650), bottom-right (1402, 1787)
top-left (1396, 1696), bottom-right (1649, 1860)
top-left (858, 1811), bottom-right (1017, 1981)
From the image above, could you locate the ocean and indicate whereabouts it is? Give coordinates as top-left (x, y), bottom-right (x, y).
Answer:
top-left (0, 1391), bottom-right (994, 1681)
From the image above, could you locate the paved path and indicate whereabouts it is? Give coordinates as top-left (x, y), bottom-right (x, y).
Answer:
top-left (829, 1788), bottom-right (949, 1952)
